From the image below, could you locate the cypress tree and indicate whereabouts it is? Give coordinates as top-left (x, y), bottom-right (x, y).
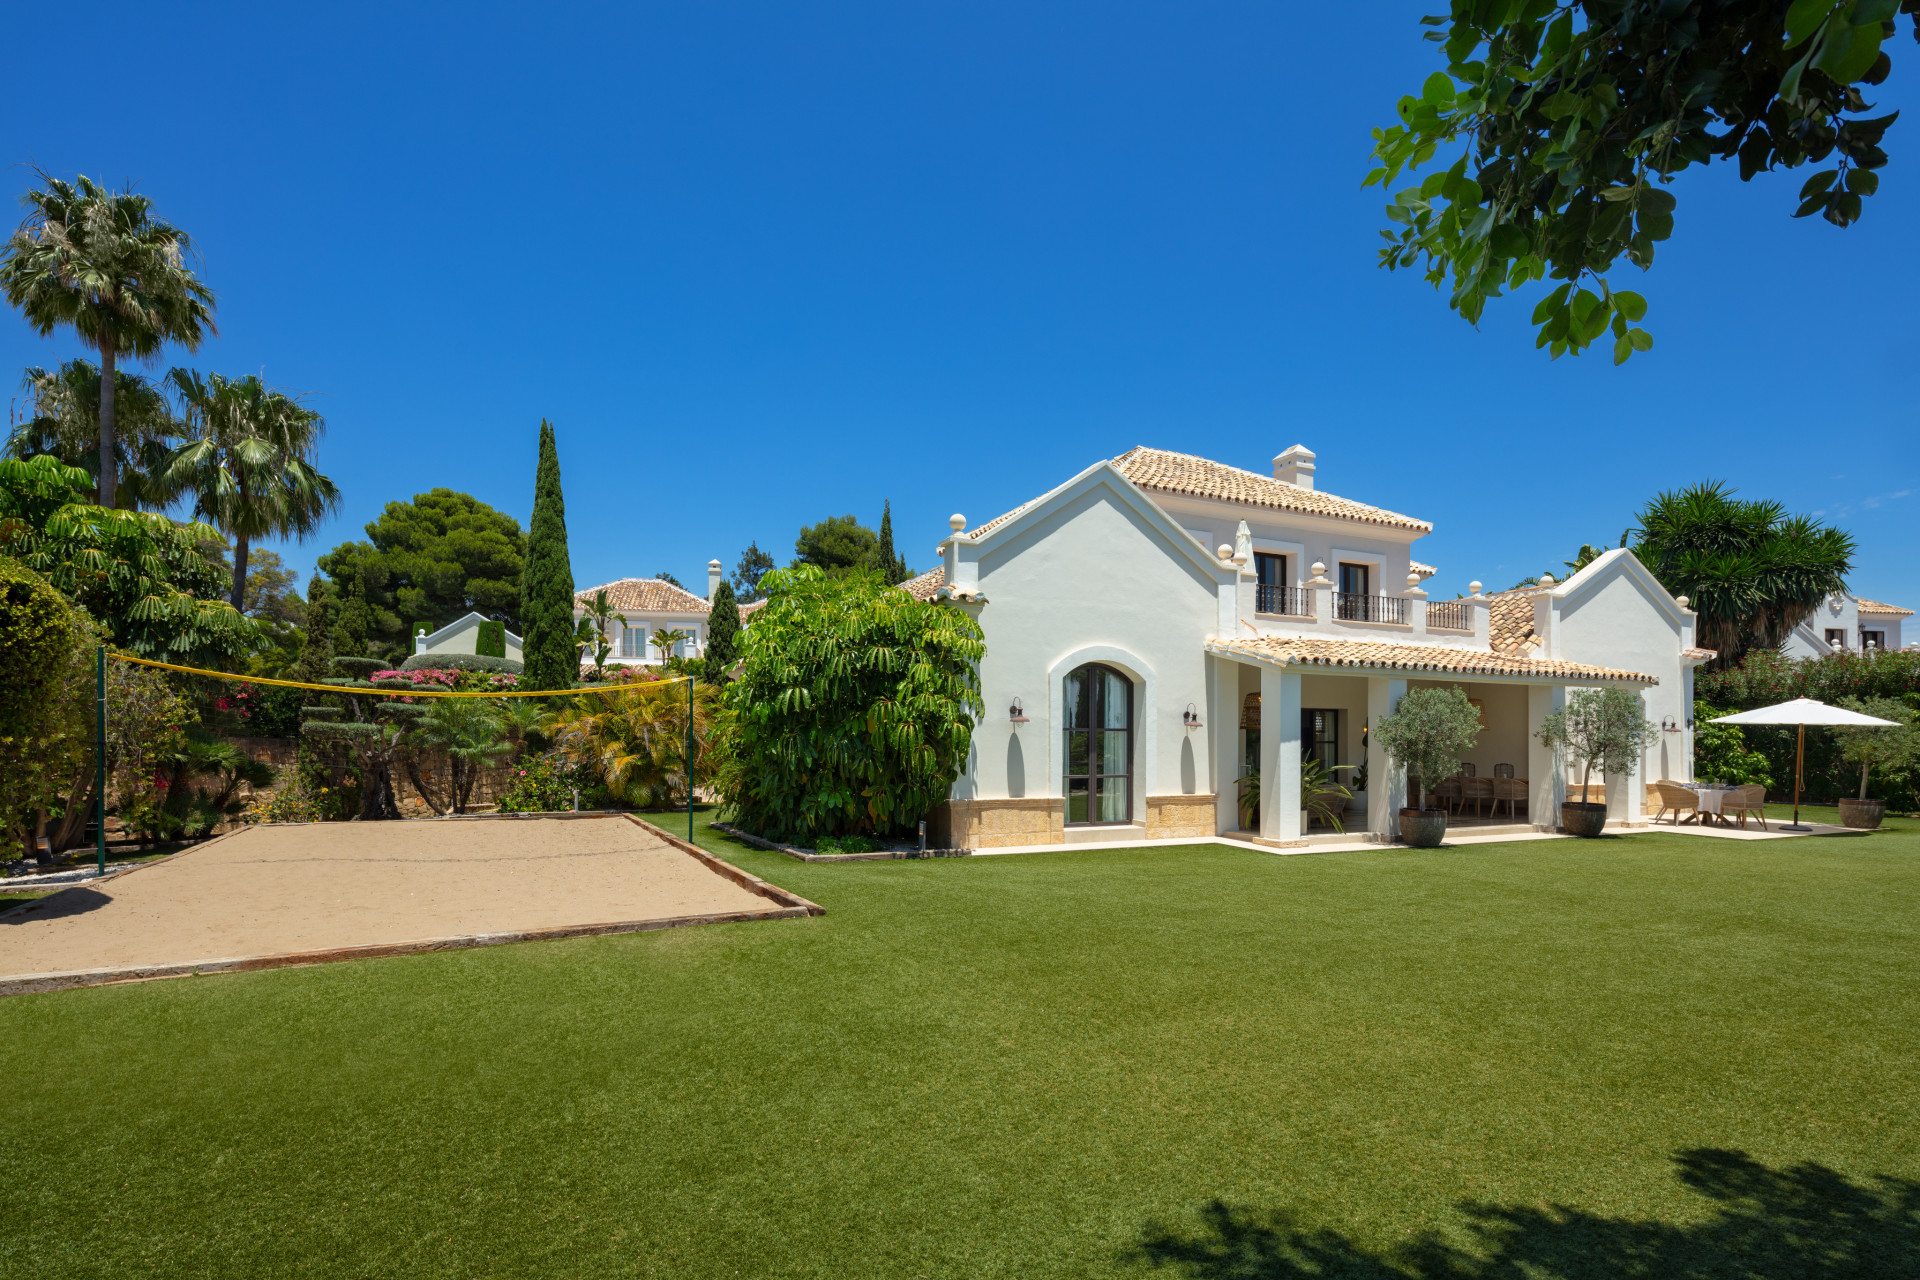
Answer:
top-left (706, 579), bottom-right (742, 676)
top-left (875, 499), bottom-right (910, 584)
top-left (333, 568), bottom-right (371, 657)
top-left (289, 576), bottom-right (336, 685)
top-left (520, 419), bottom-right (577, 690)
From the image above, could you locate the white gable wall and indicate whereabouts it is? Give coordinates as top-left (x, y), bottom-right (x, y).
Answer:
top-left (1550, 560), bottom-right (1692, 785)
top-left (958, 480), bottom-right (1224, 811)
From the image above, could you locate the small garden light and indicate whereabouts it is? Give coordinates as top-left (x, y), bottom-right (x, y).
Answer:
top-left (1009, 697), bottom-right (1027, 724)
top-left (1182, 703), bottom-right (1201, 730)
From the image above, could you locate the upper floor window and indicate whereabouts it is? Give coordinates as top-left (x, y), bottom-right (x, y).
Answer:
top-left (1863, 630), bottom-right (1886, 651)
top-left (1826, 629), bottom-right (1848, 650)
top-left (620, 624), bottom-right (647, 658)
top-left (1338, 562), bottom-right (1370, 596)
top-left (1254, 552), bottom-right (1286, 589)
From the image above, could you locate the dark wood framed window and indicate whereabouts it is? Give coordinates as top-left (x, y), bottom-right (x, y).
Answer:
top-left (1826, 628), bottom-right (1848, 649)
top-left (1338, 562), bottom-right (1370, 596)
top-left (1063, 663), bottom-right (1133, 825)
top-left (1863, 630), bottom-right (1886, 651)
top-left (1254, 552), bottom-right (1286, 589)
top-left (1303, 708), bottom-right (1340, 774)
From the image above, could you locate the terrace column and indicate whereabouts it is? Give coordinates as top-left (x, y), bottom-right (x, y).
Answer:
top-left (1466, 582), bottom-right (1490, 647)
top-left (1606, 687), bottom-right (1649, 826)
top-left (1366, 676), bottom-right (1408, 837)
top-left (1401, 573), bottom-right (1428, 634)
top-left (1528, 684), bottom-right (1567, 830)
top-left (1210, 654), bottom-right (1242, 835)
top-left (1259, 666), bottom-right (1302, 842)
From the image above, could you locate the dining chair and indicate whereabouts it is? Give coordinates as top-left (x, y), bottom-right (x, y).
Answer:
top-left (1491, 776), bottom-right (1525, 819)
top-left (1493, 763), bottom-right (1515, 779)
top-left (1723, 784), bottom-right (1769, 830)
top-left (1652, 783), bottom-right (1700, 825)
top-left (1461, 776), bottom-right (1494, 817)
top-left (1431, 778), bottom-right (1463, 814)
top-left (1459, 763), bottom-right (1477, 777)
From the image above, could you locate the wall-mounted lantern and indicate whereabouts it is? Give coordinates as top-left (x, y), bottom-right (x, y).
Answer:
top-left (1009, 697), bottom-right (1027, 724)
top-left (1661, 716), bottom-right (1680, 733)
top-left (1182, 703), bottom-right (1202, 730)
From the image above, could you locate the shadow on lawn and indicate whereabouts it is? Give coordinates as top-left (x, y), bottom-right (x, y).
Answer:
top-left (1132, 1149), bottom-right (1919, 1279)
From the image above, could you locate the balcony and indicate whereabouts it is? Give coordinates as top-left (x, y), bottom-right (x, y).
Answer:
top-left (1255, 585), bottom-right (1311, 617)
top-left (1426, 599), bottom-right (1471, 631)
top-left (1333, 592), bottom-right (1406, 624)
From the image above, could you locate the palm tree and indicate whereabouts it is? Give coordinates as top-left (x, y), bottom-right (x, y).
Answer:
top-left (651, 627), bottom-right (692, 664)
top-left (573, 588), bottom-right (625, 679)
top-left (164, 369), bottom-right (340, 610)
top-left (0, 172), bottom-right (216, 508)
top-left (1632, 481), bottom-right (1855, 668)
top-left (549, 681), bottom-right (722, 809)
top-left (10, 359), bottom-right (181, 508)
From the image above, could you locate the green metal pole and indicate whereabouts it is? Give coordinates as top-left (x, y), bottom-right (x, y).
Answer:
top-left (96, 645), bottom-right (107, 876)
top-left (687, 675), bottom-right (695, 843)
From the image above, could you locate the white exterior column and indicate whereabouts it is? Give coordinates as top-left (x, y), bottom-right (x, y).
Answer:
top-left (1607, 687), bottom-right (1649, 825)
top-left (1466, 582), bottom-right (1490, 647)
top-left (1402, 575), bottom-right (1428, 634)
top-left (1527, 684), bottom-right (1567, 829)
top-left (1366, 676), bottom-right (1408, 836)
top-left (1259, 666), bottom-right (1302, 842)
top-left (1210, 655), bottom-right (1242, 835)
top-left (1308, 562), bottom-right (1333, 627)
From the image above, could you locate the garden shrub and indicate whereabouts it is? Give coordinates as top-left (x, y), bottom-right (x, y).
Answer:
top-left (0, 556), bottom-right (89, 858)
top-left (475, 619), bottom-right (506, 659)
top-left (1691, 702), bottom-right (1773, 789)
top-left (495, 756), bottom-right (613, 813)
top-left (399, 651), bottom-right (522, 675)
top-left (719, 564), bottom-right (984, 843)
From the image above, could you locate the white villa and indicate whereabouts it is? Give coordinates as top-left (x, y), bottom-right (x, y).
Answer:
top-left (912, 445), bottom-right (1713, 851)
top-left (412, 612), bottom-right (523, 663)
top-left (1781, 590), bottom-right (1912, 658)
top-left (572, 561), bottom-right (730, 668)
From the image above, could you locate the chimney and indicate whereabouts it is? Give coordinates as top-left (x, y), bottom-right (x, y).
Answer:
top-left (1273, 444), bottom-right (1315, 490)
top-left (707, 559), bottom-right (723, 601)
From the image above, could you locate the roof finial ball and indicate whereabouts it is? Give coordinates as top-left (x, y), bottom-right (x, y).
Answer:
top-left (949, 514), bottom-right (966, 532)
top-left (1539, 572), bottom-right (1556, 587)
top-left (1675, 595), bottom-right (1690, 609)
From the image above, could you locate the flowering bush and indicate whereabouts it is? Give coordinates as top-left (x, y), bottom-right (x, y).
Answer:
top-left (239, 755), bottom-right (353, 823)
top-left (371, 668), bottom-right (521, 694)
top-left (495, 755), bottom-right (613, 813)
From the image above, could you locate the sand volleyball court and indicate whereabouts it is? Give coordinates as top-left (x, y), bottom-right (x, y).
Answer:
top-left (0, 814), bottom-right (819, 995)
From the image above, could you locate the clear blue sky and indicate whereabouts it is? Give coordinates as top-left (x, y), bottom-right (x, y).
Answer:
top-left (6, 3), bottom-right (1916, 605)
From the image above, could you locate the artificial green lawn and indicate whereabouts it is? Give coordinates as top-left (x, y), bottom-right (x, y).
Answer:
top-left (1, 808), bottom-right (1915, 1277)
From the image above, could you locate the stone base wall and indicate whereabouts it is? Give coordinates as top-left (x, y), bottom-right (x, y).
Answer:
top-left (1145, 794), bottom-right (1217, 840)
top-left (934, 793), bottom-right (1220, 849)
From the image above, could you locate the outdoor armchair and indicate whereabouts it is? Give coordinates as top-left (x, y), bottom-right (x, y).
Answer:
top-left (1722, 785), bottom-right (1769, 830)
top-left (1652, 783), bottom-right (1700, 825)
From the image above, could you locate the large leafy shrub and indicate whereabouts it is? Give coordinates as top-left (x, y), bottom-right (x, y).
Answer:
top-left (495, 756), bottom-right (611, 813)
top-left (1691, 702), bottom-right (1773, 789)
top-left (0, 556), bottom-right (90, 858)
top-left (550, 679), bottom-right (722, 809)
top-left (719, 565), bottom-right (984, 842)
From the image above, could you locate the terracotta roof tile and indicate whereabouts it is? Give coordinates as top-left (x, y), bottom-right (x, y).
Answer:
top-left (1682, 647), bottom-right (1718, 661)
top-left (1486, 589), bottom-right (1541, 655)
top-left (1112, 447), bottom-right (1432, 532)
top-left (1410, 560), bottom-right (1437, 579)
top-left (1857, 598), bottom-right (1914, 617)
top-left (1207, 635), bottom-right (1655, 684)
top-left (574, 578), bottom-right (711, 614)
top-left (901, 566), bottom-right (946, 601)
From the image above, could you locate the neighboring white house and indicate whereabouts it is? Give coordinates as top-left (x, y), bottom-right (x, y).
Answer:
top-left (573, 561), bottom-right (728, 668)
top-left (1781, 591), bottom-right (1912, 658)
top-left (412, 611), bottom-right (523, 663)
top-left (911, 444), bottom-right (1710, 851)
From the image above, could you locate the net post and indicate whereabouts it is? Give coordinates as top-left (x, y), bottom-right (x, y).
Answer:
top-left (687, 675), bottom-right (695, 843)
top-left (96, 645), bottom-right (107, 876)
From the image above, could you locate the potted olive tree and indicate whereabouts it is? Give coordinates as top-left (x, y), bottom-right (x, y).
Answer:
top-left (1534, 687), bottom-right (1658, 837)
top-left (1372, 686), bottom-right (1483, 848)
top-left (1833, 696), bottom-right (1916, 830)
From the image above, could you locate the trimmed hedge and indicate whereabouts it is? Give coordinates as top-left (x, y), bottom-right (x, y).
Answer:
top-left (475, 619), bottom-right (506, 659)
top-left (400, 652), bottom-right (522, 675)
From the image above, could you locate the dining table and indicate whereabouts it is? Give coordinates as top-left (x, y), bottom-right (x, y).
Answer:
top-left (1686, 784), bottom-right (1740, 825)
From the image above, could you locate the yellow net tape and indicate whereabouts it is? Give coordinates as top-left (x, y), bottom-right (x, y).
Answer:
top-left (110, 651), bottom-right (691, 698)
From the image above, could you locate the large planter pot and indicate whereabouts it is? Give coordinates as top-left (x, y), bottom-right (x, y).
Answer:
top-left (1839, 798), bottom-right (1886, 830)
top-left (1398, 808), bottom-right (1447, 848)
top-left (1561, 801), bottom-right (1609, 838)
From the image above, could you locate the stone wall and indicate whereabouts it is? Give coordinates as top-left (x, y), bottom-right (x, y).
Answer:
top-left (932, 797), bottom-right (1064, 849)
top-left (1145, 793), bottom-right (1217, 840)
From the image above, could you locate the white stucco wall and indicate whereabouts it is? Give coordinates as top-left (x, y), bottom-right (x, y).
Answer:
top-left (417, 614), bottom-right (523, 663)
top-left (956, 480), bottom-right (1226, 812)
top-left (1549, 561), bottom-right (1692, 785)
top-left (1155, 493), bottom-right (1421, 595)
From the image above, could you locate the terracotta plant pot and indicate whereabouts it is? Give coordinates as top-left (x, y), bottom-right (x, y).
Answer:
top-left (1838, 798), bottom-right (1886, 830)
top-left (1398, 808), bottom-right (1447, 848)
top-left (1561, 801), bottom-right (1608, 838)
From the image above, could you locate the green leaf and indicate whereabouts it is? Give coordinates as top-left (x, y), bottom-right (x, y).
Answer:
top-left (1421, 71), bottom-right (1455, 105)
top-left (1599, 185), bottom-right (1637, 202)
top-left (1629, 328), bottom-right (1653, 352)
top-left (1816, 19), bottom-right (1884, 84)
top-left (1845, 168), bottom-right (1879, 195)
top-left (1855, 0), bottom-right (1899, 19)
top-left (1799, 170), bottom-right (1839, 198)
top-left (1784, 0), bottom-right (1839, 49)
top-left (1489, 223), bottom-right (1530, 259)
top-left (1531, 282), bottom-right (1571, 325)
top-left (1613, 334), bottom-right (1634, 365)
top-left (1639, 189), bottom-right (1676, 215)
top-left (1613, 290), bottom-right (1647, 322)
top-left (1569, 288), bottom-right (1602, 327)
top-left (1780, 45), bottom-right (1815, 102)
top-left (1362, 167), bottom-right (1387, 188)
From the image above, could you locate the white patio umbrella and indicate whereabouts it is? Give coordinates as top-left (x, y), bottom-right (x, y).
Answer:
top-left (1710, 698), bottom-right (1900, 831)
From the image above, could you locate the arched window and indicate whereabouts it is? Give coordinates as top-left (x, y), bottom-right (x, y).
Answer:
top-left (1063, 663), bottom-right (1133, 824)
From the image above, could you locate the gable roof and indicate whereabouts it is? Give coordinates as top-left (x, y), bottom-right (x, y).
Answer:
top-left (575, 578), bottom-right (711, 614)
top-left (419, 611), bottom-right (521, 647)
top-left (1112, 447), bottom-right (1432, 533)
top-left (1206, 635), bottom-right (1655, 684)
top-left (901, 566), bottom-right (946, 601)
top-left (1857, 598), bottom-right (1914, 618)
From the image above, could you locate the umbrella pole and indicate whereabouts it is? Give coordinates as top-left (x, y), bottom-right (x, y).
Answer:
top-left (1785, 722), bottom-right (1809, 832)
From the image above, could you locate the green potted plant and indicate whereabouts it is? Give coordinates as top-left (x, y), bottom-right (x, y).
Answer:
top-left (1534, 687), bottom-right (1659, 837)
top-left (1833, 696), bottom-right (1916, 830)
top-left (1235, 757), bottom-right (1357, 834)
top-left (1372, 687), bottom-right (1483, 848)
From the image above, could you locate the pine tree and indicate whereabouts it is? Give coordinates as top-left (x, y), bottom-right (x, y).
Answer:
top-left (333, 568), bottom-right (371, 657)
top-left (520, 419), bottom-right (577, 690)
top-left (875, 499), bottom-right (910, 584)
top-left (288, 576), bottom-right (336, 685)
top-left (706, 579), bottom-right (742, 676)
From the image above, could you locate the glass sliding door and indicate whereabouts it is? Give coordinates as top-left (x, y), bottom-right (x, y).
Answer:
top-left (1063, 663), bottom-right (1133, 824)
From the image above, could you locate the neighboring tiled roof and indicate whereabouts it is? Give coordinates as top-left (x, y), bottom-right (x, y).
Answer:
top-left (901, 566), bottom-right (946, 601)
top-left (1112, 447), bottom-right (1432, 533)
top-left (1486, 589), bottom-right (1540, 655)
top-left (1207, 636), bottom-right (1656, 684)
top-left (1857, 598), bottom-right (1914, 617)
top-left (575, 578), bottom-right (711, 614)
top-left (738, 598), bottom-right (769, 619)
top-left (1411, 560), bottom-right (1437, 579)
top-left (1682, 647), bottom-right (1718, 661)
